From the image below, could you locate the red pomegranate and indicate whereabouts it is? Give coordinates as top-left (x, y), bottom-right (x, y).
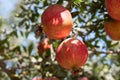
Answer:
top-left (56, 38), bottom-right (88, 70)
top-left (43, 77), bottom-right (59, 80)
top-left (104, 20), bottom-right (120, 40)
top-left (41, 4), bottom-right (73, 40)
top-left (32, 77), bottom-right (42, 80)
top-left (77, 77), bottom-right (88, 80)
top-left (37, 38), bottom-right (50, 54)
top-left (105, 0), bottom-right (120, 21)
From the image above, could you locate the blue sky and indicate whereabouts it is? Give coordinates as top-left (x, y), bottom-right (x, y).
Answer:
top-left (0, 0), bottom-right (18, 18)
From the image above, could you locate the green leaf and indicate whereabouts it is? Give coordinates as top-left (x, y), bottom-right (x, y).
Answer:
top-left (74, 0), bottom-right (83, 3)
top-left (28, 43), bottom-right (34, 54)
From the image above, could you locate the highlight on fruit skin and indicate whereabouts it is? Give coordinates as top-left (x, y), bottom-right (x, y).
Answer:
top-left (105, 0), bottom-right (120, 21)
top-left (41, 4), bottom-right (73, 40)
top-left (56, 38), bottom-right (88, 70)
top-left (37, 38), bottom-right (50, 54)
top-left (104, 20), bottom-right (120, 40)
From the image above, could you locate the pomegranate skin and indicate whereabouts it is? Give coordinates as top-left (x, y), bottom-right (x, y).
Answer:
top-left (104, 21), bottom-right (120, 40)
top-left (105, 0), bottom-right (120, 21)
top-left (41, 4), bottom-right (73, 40)
top-left (32, 77), bottom-right (42, 80)
top-left (43, 77), bottom-right (59, 80)
top-left (37, 38), bottom-right (50, 54)
top-left (77, 77), bottom-right (88, 80)
top-left (56, 38), bottom-right (88, 70)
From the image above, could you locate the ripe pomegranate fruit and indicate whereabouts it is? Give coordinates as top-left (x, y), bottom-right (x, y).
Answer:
top-left (37, 38), bottom-right (50, 54)
top-left (105, 0), bottom-right (120, 21)
top-left (41, 4), bottom-right (73, 40)
top-left (104, 21), bottom-right (120, 40)
top-left (32, 77), bottom-right (42, 80)
top-left (77, 77), bottom-right (88, 80)
top-left (43, 77), bottom-right (59, 80)
top-left (56, 38), bottom-right (88, 70)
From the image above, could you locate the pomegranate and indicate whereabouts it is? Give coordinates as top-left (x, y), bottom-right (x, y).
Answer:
top-left (37, 38), bottom-right (50, 54)
top-left (32, 77), bottom-right (42, 80)
top-left (56, 38), bottom-right (88, 70)
top-left (41, 4), bottom-right (73, 40)
top-left (104, 21), bottom-right (120, 40)
top-left (43, 77), bottom-right (59, 80)
top-left (77, 77), bottom-right (88, 80)
top-left (105, 0), bottom-right (120, 21)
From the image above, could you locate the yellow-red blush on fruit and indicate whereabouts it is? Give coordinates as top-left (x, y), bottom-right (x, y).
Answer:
top-left (37, 38), bottom-right (50, 54)
top-left (41, 4), bottom-right (73, 40)
top-left (104, 21), bottom-right (120, 40)
top-left (105, 0), bottom-right (120, 21)
top-left (56, 38), bottom-right (88, 70)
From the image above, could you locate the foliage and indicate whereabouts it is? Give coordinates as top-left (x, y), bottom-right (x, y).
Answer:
top-left (0, 0), bottom-right (120, 80)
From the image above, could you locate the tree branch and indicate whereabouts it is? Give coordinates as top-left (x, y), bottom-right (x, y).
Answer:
top-left (88, 48), bottom-right (120, 54)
